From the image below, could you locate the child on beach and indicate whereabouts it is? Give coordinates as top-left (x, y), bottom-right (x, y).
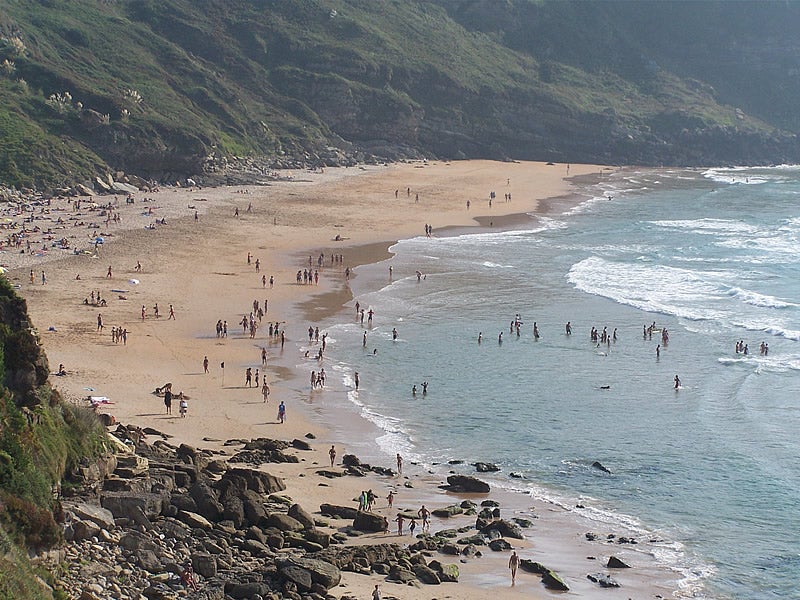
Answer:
top-left (179, 398), bottom-right (188, 418)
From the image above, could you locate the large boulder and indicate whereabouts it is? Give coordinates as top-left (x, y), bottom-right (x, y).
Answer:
top-left (69, 503), bottom-right (115, 530)
top-left (352, 511), bottom-right (386, 533)
top-left (241, 489), bottom-right (267, 525)
top-left (100, 492), bottom-right (167, 520)
top-left (446, 475), bottom-right (490, 493)
top-left (266, 513), bottom-right (304, 532)
top-left (189, 482), bottom-right (223, 522)
top-left (220, 467), bottom-right (285, 495)
top-left (288, 503), bottom-right (315, 529)
top-left (432, 504), bottom-right (463, 518)
top-left (480, 519), bottom-right (524, 540)
top-left (191, 553), bottom-right (217, 579)
top-left (279, 556), bottom-right (341, 589)
top-left (177, 510), bottom-right (214, 530)
top-left (320, 503), bottom-right (358, 520)
top-left (412, 563), bottom-right (441, 584)
top-left (119, 531), bottom-right (158, 553)
top-left (542, 569), bottom-right (570, 591)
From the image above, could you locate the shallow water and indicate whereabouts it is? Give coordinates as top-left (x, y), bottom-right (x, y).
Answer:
top-left (308, 166), bottom-right (800, 600)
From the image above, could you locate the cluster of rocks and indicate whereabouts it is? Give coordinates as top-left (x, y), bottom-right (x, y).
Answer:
top-left (41, 425), bottom-right (472, 600)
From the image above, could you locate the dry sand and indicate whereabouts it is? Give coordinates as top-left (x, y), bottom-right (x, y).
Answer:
top-left (3, 160), bottom-right (677, 599)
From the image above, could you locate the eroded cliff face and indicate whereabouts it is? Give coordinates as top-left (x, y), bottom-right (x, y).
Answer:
top-left (0, 280), bottom-right (49, 407)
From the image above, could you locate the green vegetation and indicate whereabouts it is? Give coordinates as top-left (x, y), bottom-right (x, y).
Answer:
top-left (0, 0), bottom-right (799, 188)
top-left (0, 276), bottom-right (108, 599)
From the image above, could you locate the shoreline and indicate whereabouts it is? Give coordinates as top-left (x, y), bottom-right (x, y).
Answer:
top-left (5, 160), bottom-right (682, 599)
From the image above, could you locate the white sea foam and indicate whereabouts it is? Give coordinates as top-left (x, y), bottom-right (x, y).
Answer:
top-left (651, 218), bottom-right (761, 236)
top-left (567, 256), bottom-right (728, 321)
top-left (726, 286), bottom-right (797, 308)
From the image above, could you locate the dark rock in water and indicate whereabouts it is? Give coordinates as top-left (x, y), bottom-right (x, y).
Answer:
top-left (542, 569), bottom-right (570, 591)
top-left (441, 543), bottom-right (460, 555)
top-left (432, 504), bottom-right (463, 518)
top-left (512, 517), bottom-right (535, 527)
top-left (446, 474), bottom-right (490, 493)
top-left (592, 461), bottom-right (612, 474)
top-left (519, 559), bottom-right (546, 574)
top-left (461, 543), bottom-right (481, 557)
top-left (480, 519), bottom-right (524, 540)
top-left (305, 432), bottom-right (316, 439)
top-left (353, 510), bottom-right (386, 533)
top-left (607, 555), bottom-right (631, 568)
top-left (480, 500), bottom-right (499, 507)
top-left (585, 532), bottom-right (598, 541)
top-left (457, 534), bottom-right (485, 546)
top-left (320, 503), bottom-right (358, 520)
top-left (488, 538), bottom-right (512, 551)
top-left (617, 536), bottom-right (637, 544)
top-left (509, 472), bottom-right (523, 478)
top-left (448, 459), bottom-right (464, 464)
top-left (588, 573), bottom-right (621, 587)
top-left (473, 462), bottom-right (500, 473)
top-left (460, 500), bottom-right (477, 510)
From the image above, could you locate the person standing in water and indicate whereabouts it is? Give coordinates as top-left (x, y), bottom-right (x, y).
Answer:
top-left (674, 375), bottom-right (681, 389)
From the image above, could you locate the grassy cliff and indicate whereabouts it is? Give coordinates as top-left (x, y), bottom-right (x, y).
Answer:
top-left (0, 277), bottom-right (107, 600)
top-left (1, 0), bottom-right (800, 189)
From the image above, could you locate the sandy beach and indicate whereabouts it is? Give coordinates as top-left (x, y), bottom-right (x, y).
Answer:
top-left (3, 159), bottom-right (677, 599)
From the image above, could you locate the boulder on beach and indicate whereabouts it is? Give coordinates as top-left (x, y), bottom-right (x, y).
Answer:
top-left (353, 510), bottom-right (386, 533)
top-left (445, 474), bottom-right (490, 493)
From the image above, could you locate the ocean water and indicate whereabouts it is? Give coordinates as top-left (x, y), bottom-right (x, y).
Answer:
top-left (314, 166), bottom-right (800, 599)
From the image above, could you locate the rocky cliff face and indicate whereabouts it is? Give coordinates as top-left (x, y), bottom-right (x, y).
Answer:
top-left (0, 279), bottom-right (49, 407)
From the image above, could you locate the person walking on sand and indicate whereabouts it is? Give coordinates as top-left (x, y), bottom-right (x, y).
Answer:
top-left (387, 490), bottom-right (395, 508)
top-left (168, 304), bottom-right (175, 320)
top-left (372, 584), bottom-right (382, 600)
top-left (164, 387), bottom-right (172, 415)
top-left (277, 401), bottom-right (286, 423)
top-left (509, 550), bottom-right (519, 585)
top-left (396, 453), bottom-right (403, 475)
top-left (329, 445), bottom-right (336, 467)
top-left (106, 265), bottom-right (112, 278)
top-left (203, 356), bottom-right (209, 373)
